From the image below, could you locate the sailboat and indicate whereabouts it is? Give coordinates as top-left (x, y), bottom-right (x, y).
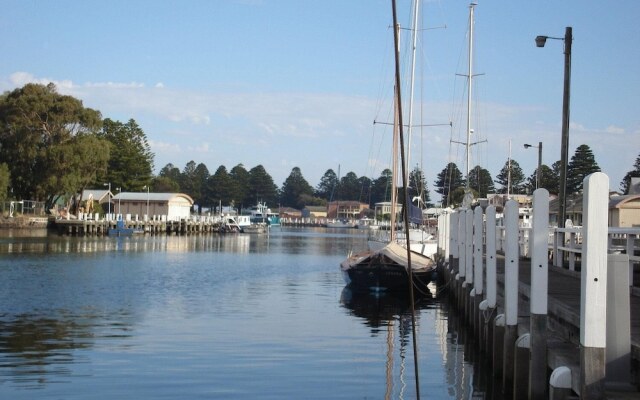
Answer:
top-left (341, 0), bottom-right (436, 293)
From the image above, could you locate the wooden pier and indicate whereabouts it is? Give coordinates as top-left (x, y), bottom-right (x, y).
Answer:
top-left (53, 217), bottom-right (222, 236)
top-left (436, 172), bottom-right (639, 399)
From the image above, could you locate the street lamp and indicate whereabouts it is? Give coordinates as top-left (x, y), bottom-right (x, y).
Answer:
top-left (524, 142), bottom-right (543, 189)
top-left (103, 182), bottom-right (111, 218)
top-left (144, 185), bottom-right (149, 220)
top-left (535, 26), bottom-right (572, 228)
top-left (116, 187), bottom-right (121, 220)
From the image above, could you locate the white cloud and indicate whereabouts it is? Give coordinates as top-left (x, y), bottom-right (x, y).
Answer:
top-left (604, 125), bottom-right (624, 135)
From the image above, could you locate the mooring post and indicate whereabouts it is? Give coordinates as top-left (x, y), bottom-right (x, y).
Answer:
top-left (465, 209), bottom-right (474, 325)
top-left (549, 366), bottom-right (573, 400)
top-left (579, 172), bottom-right (608, 399)
top-left (473, 206), bottom-right (484, 340)
top-left (514, 333), bottom-right (530, 400)
top-left (449, 212), bottom-right (459, 300)
top-left (529, 188), bottom-right (550, 400)
top-left (493, 314), bottom-right (505, 379)
top-left (485, 205), bottom-right (497, 364)
top-left (606, 253), bottom-right (631, 384)
top-left (502, 199), bottom-right (519, 396)
top-left (459, 210), bottom-right (467, 315)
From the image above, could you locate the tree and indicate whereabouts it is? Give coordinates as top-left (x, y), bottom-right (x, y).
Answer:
top-left (159, 163), bottom-right (182, 191)
top-left (357, 176), bottom-right (373, 205)
top-left (248, 165), bottom-right (279, 207)
top-left (181, 161), bottom-right (209, 212)
top-left (0, 83), bottom-right (104, 209)
top-left (370, 169), bottom-right (392, 206)
top-left (280, 167), bottom-right (314, 209)
top-left (566, 144), bottom-right (600, 194)
top-left (338, 171), bottom-right (361, 201)
top-left (525, 164), bottom-right (556, 194)
top-left (495, 159), bottom-right (526, 194)
top-left (434, 162), bottom-right (464, 206)
top-left (151, 176), bottom-right (180, 193)
top-left (407, 165), bottom-right (432, 207)
top-left (467, 165), bottom-right (495, 198)
top-left (315, 169), bottom-right (338, 201)
top-left (0, 163), bottom-right (10, 203)
top-left (229, 164), bottom-right (250, 207)
top-left (620, 153), bottom-right (640, 194)
top-left (99, 118), bottom-right (154, 192)
top-left (206, 165), bottom-right (235, 209)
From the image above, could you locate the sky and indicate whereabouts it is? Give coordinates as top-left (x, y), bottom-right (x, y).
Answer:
top-left (1, 0), bottom-right (638, 201)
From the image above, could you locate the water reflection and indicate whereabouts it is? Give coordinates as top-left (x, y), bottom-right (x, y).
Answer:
top-left (340, 288), bottom-right (436, 399)
top-left (0, 227), bottom-right (367, 255)
top-left (0, 311), bottom-right (133, 388)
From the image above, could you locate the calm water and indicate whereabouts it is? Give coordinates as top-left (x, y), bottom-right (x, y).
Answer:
top-left (0, 228), bottom-right (487, 399)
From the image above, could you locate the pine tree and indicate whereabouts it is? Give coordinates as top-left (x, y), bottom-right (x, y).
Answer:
top-left (435, 162), bottom-right (464, 206)
top-left (525, 164), bottom-right (556, 194)
top-left (566, 144), bottom-right (600, 194)
top-left (495, 159), bottom-right (526, 194)
top-left (280, 167), bottom-right (314, 209)
top-left (467, 165), bottom-right (495, 198)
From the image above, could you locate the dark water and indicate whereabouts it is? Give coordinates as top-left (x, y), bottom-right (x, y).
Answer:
top-left (0, 228), bottom-right (486, 399)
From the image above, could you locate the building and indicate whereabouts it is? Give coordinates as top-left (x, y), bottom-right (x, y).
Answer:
top-left (112, 192), bottom-right (194, 221)
top-left (302, 206), bottom-right (327, 219)
top-left (609, 194), bottom-right (640, 227)
top-left (373, 201), bottom-right (402, 221)
top-left (327, 201), bottom-right (369, 220)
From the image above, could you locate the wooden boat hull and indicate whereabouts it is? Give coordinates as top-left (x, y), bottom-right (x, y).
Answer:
top-left (340, 242), bottom-right (435, 293)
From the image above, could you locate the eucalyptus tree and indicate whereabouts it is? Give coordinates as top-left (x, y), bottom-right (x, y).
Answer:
top-left (0, 163), bottom-right (10, 203)
top-left (0, 83), bottom-right (107, 210)
top-left (566, 144), bottom-right (600, 194)
top-left (620, 153), bottom-right (640, 194)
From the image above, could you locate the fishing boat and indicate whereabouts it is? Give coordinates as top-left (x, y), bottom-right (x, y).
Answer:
top-left (340, 0), bottom-right (435, 293)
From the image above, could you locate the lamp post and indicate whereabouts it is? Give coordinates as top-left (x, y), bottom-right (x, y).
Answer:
top-left (536, 26), bottom-right (572, 228)
top-left (144, 185), bottom-right (149, 220)
top-left (116, 187), bottom-right (121, 220)
top-left (524, 142), bottom-right (543, 189)
top-left (103, 182), bottom-right (111, 218)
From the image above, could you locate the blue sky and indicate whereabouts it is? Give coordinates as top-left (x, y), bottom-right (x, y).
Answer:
top-left (1, 0), bottom-right (638, 199)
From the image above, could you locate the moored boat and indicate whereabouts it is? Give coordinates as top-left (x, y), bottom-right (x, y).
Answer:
top-left (340, 242), bottom-right (435, 293)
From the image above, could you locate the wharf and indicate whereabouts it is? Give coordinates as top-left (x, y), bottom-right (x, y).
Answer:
top-left (53, 218), bottom-right (221, 236)
top-left (440, 255), bottom-right (640, 398)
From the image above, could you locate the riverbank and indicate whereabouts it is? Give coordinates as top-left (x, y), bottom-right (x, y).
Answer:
top-left (0, 216), bottom-right (50, 229)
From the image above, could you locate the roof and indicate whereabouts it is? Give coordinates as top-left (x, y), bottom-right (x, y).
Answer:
top-left (112, 192), bottom-right (194, 205)
top-left (80, 190), bottom-right (111, 203)
top-left (609, 194), bottom-right (640, 209)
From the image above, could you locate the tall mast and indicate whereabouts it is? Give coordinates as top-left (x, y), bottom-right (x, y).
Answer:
top-left (465, 2), bottom-right (475, 188)
top-left (405, 0), bottom-right (420, 180)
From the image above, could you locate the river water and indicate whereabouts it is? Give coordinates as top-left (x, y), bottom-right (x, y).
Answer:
top-left (0, 227), bottom-right (489, 399)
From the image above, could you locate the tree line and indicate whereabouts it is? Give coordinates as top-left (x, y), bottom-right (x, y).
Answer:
top-left (1, 83), bottom-right (638, 214)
